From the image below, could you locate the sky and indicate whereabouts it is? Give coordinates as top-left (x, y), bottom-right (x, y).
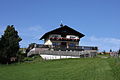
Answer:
top-left (0, 0), bottom-right (120, 51)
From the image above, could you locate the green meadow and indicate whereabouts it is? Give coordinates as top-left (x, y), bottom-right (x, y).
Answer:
top-left (0, 58), bottom-right (120, 80)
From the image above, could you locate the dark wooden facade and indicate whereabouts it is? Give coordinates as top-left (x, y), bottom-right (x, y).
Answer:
top-left (40, 24), bottom-right (85, 48)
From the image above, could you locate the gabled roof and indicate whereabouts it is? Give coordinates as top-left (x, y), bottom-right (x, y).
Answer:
top-left (40, 25), bottom-right (85, 40)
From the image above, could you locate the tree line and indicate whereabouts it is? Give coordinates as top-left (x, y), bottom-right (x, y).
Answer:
top-left (0, 25), bottom-right (22, 64)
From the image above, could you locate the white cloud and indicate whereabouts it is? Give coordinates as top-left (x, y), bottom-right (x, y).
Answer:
top-left (28, 26), bottom-right (43, 32)
top-left (28, 25), bottom-right (46, 39)
top-left (0, 25), bottom-right (46, 48)
top-left (19, 25), bottom-right (46, 47)
top-left (19, 25), bottom-right (46, 37)
top-left (81, 36), bottom-right (120, 52)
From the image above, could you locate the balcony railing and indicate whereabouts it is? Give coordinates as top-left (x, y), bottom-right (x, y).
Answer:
top-left (34, 44), bottom-right (98, 51)
top-left (52, 45), bottom-right (98, 51)
top-left (49, 37), bottom-right (79, 41)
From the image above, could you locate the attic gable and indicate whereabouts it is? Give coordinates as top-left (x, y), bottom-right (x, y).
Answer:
top-left (40, 25), bottom-right (85, 40)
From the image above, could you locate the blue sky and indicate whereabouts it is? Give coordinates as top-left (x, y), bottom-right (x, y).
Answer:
top-left (0, 0), bottom-right (120, 51)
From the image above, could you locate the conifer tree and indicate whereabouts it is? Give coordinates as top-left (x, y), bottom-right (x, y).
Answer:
top-left (110, 49), bottom-right (112, 52)
top-left (118, 49), bottom-right (120, 55)
top-left (0, 25), bottom-right (22, 64)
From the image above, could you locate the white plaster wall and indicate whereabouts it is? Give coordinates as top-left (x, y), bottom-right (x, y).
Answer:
top-left (30, 48), bottom-right (35, 51)
top-left (40, 54), bottom-right (80, 60)
top-left (44, 39), bottom-right (52, 45)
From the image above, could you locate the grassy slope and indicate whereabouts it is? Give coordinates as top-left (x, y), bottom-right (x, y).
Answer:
top-left (0, 58), bottom-right (120, 80)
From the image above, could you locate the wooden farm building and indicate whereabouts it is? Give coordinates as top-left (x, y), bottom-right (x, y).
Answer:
top-left (40, 24), bottom-right (84, 48)
top-left (27, 24), bottom-right (98, 59)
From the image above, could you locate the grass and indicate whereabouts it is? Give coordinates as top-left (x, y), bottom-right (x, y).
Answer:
top-left (0, 58), bottom-right (120, 80)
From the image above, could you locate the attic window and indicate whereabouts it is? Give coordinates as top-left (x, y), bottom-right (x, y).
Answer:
top-left (62, 30), bottom-right (67, 33)
top-left (50, 34), bottom-right (61, 38)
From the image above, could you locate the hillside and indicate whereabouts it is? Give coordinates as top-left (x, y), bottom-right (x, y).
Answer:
top-left (0, 58), bottom-right (120, 80)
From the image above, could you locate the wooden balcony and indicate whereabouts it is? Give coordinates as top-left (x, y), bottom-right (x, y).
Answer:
top-left (52, 45), bottom-right (98, 51)
top-left (34, 44), bottom-right (98, 51)
top-left (49, 37), bottom-right (79, 42)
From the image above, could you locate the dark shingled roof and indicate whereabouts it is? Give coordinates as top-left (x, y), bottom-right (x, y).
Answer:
top-left (40, 25), bottom-right (85, 40)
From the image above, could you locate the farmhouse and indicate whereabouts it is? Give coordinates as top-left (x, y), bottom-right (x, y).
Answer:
top-left (27, 24), bottom-right (98, 59)
top-left (40, 24), bottom-right (84, 47)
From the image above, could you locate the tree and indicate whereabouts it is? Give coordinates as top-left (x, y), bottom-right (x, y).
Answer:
top-left (103, 50), bottom-right (106, 54)
top-left (110, 49), bottom-right (112, 52)
top-left (0, 25), bottom-right (22, 64)
top-left (118, 49), bottom-right (120, 55)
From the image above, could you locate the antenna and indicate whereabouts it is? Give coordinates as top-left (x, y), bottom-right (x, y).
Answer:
top-left (61, 20), bottom-right (63, 24)
top-left (60, 20), bottom-right (63, 27)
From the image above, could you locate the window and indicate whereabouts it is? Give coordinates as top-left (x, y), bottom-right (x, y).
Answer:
top-left (70, 36), bottom-right (76, 39)
top-left (52, 42), bottom-right (60, 46)
top-left (66, 35), bottom-right (79, 39)
top-left (69, 43), bottom-right (75, 47)
top-left (62, 30), bottom-right (67, 33)
top-left (50, 34), bottom-right (61, 38)
top-left (54, 35), bottom-right (59, 38)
